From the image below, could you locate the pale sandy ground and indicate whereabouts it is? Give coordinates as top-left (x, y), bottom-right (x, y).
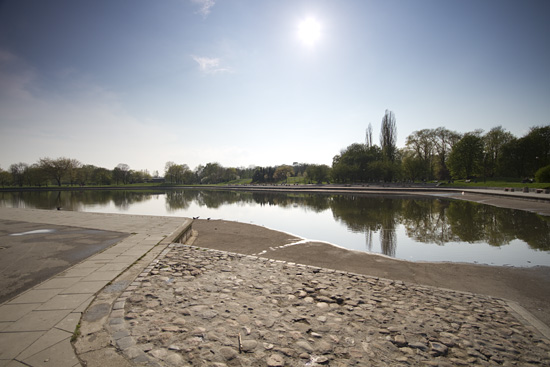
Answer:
top-left (190, 191), bottom-right (550, 329)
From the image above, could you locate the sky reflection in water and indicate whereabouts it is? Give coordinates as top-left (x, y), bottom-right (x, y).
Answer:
top-left (1, 189), bottom-right (549, 267)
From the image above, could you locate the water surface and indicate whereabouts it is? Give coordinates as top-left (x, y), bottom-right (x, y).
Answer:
top-left (1, 189), bottom-right (549, 267)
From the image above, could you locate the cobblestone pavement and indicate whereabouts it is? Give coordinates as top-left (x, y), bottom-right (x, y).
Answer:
top-left (110, 244), bottom-right (550, 367)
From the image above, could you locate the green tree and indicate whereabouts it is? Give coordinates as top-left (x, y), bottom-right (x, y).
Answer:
top-left (26, 164), bottom-right (48, 186)
top-left (405, 129), bottom-right (436, 180)
top-left (200, 163), bottom-right (225, 184)
top-left (483, 126), bottom-right (514, 178)
top-left (252, 166), bottom-right (276, 183)
top-left (380, 110), bottom-right (397, 163)
top-left (332, 143), bottom-right (384, 183)
top-left (76, 165), bottom-right (96, 186)
top-left (401, 149), bottom-right (425, 182)
top-left (91, 167), bottom-right (112, 185)
top-left (39, 157), bottom-right (82, 186)
top-left (365, 123), bottom-right (374, 147)
top-left (113, 163), bottom-right (130, 185)
top-left (447, 133), bottom-right (484, 179)
top-left (498, 125), bottom-right (550, 178)
top-left (273, 165), bottom-right (294, 182)
top-left (433, 127), bottom-right (461, 180)
top-left (306, 164), bottom-right (331, 183)
top-left (222, 167), bottom-right (238, 182)
top-left (498, 137), bottom-right (525, 177)
top-left (9, 162), bottom-right (29, 187)
top-left (535, 165), bottom-right (550, 183)
top-left (523, 125), bottom-right (550, 175)
top-left (165, 162), bottom-right (191, 184)
top-left (0, 168), bottom-right (12, 187)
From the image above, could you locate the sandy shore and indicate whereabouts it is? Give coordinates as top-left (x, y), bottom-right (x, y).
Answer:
top-left (190, 190), bottom-right (550, 328)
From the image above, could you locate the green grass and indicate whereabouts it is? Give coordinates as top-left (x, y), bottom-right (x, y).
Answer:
top-left (221, 178), bottom-right (253, 185)
top-left (71, 322), bottom-right (81, 342)
top-left (439, 180), bottom-right (550, 189)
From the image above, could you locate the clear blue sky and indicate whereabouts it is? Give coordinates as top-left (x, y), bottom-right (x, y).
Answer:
top-left (1, 0), bottom-right (548, 175)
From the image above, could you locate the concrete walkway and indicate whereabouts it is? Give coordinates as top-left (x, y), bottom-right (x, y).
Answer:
top-left (0, 208), bottom-right (191, 367)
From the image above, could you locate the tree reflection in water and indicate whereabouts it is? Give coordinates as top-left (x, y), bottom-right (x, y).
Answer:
top-left (1, 189), bottom-right (549, 258)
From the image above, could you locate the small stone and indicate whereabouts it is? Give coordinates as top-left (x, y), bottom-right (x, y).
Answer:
top-left (266, 353), bottom-right (285, 366)
top-left (200, 310), bottom-right (218, 319)
top-left (125, 346), bottom-right (143, 359)
top-left (316, 356), bottom-right (330, 364)
top-left (172, 317), bottom-right (186, 326)
top-left (430, 342), bottom-right (449, 356)
top-left (191, 327), bottom-right (206, 336)
top-left (409, 341), bottom-right (428, 351)
top-left (219, 347), bottom-right (238, 361)
top-left (316, 296), bottom-right (334, 303)
top-left (161, 325), bottom-right (179, 332)
top-left (237, 314), bottom-right (250, 323)
top-left (142, 309), bottom-right (156, 316)
top-left (393, 334), bottom-right (407, 347)
top-left (318, 341), bottom-right (333, 354)
top-left (165, 353), bottom-right (183, 364)
top-left (140, 343), bottom-right (154, 352)
top-left (296, 340), bottom-right (314, 352)
top-left (149, 349), bottom-right (168, 360)
top-left (241, 339), bottom-right (258, 352)
top-left (279, 348), bottom-right (294, 357)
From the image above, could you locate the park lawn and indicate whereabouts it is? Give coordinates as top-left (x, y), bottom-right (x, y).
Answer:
top-left (441, 180), bottom-right (549, 189)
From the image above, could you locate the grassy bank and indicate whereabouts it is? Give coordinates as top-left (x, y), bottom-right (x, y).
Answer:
top-left (440, 180), bottom-right (549, 189)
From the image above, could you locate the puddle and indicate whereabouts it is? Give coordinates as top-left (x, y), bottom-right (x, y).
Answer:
top-left (9, 229), bottom-right (57, 236)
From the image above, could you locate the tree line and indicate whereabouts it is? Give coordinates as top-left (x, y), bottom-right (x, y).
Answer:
top-left (1, 111), bottom-right (549, 187)
top-left (333, 113), bottom-right (549, 183)
top-left (0, 159), bottom-right (155, 187)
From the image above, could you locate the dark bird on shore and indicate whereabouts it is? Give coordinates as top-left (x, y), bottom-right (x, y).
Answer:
top-left (56, 207), bottom-right (62, 210)
top-left (207, 217), bottom-right (211, 220)
top-left (192, 216), bottom-right (199, 220)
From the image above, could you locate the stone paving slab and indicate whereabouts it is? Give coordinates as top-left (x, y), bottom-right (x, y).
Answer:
top-left (0, 220), bottom-right (128, 304)
top-left (92, 243), bottom-right (550, 367)
top-left (0, 208), bottom-right (192, 367)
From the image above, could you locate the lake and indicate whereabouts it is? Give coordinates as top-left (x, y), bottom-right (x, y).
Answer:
top-left (1, 188), bottom-right (549, 267)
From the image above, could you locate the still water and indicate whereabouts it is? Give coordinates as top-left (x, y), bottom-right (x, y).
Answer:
top-left (1, 189), bottom-right (549, 267)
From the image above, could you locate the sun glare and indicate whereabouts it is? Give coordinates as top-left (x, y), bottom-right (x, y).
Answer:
top-left (298, 17), bottom-right (321, 46)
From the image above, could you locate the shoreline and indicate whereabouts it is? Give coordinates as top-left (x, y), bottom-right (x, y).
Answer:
top-left (192, 218), bottom-right (550, 332)
top-left (189, 186), bottom-right (550, 329)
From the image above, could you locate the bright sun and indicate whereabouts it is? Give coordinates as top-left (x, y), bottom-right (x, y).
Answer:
top-left (298, 17), bottom-right (321, 46)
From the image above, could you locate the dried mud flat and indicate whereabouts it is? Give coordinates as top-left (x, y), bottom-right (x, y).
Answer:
top-left (111, 244), bottom-right (550, 367)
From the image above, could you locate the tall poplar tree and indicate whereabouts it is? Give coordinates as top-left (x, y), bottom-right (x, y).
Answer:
top-left (380, 110), bottom-right (397, 162)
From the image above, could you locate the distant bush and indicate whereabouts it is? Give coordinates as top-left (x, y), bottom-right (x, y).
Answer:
top-left (535, 165), bottom-right (550, 183)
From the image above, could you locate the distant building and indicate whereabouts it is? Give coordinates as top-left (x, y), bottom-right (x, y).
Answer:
top-left (149, 177), bottom-right (165, 183)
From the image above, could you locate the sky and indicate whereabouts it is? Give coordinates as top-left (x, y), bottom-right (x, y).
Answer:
top-left (0, 0), bottom-right (549, 176)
